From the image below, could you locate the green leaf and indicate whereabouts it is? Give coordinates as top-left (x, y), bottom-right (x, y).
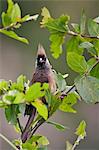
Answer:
top-left (75, 120), bottom-right (86, 137)
top-left (88, 19), bottom-right (99, 36)
top-left (59, 93), bottom-right (77, 113)
top-left (71, 23), bottom-right (80, 33)
top-left (7, 0), bottom-right (14, 15)
top-left (87, 58), bottom-right (99, 79)
top-left (0, 30), bottom-right (29, 44)
top-left (32, 100), bottom-right (48, 120)
top-left (90, 64), bottom-right (99, 79)
top-left (5, 105), bottom-right (20, 125)
top-left (48, 95), bottom-right (61, 116)
top-left (66, 141), bottom-right (73, 150)
top-left (93, 39), bottom-right (99, 55)
top-left (80, 9), bottom-right (86, 34)
top-left (38, 136), bottom-right (49, 146)
top-left (79, 42), bottom-right (97, 56)
top-left (25, 83), bottom-right (46, 102)
top-left (94, 16), bottom-right (99, 24)
top-left (54, 71), bottom-right (67, 91)
top-left (75, 76), bottom-right (99, 103)
top-left (22, 143), bottom-right (37, 150)
top-left (46, 15), bottom-right (70, 33)
top-left (44, 14), bottom-right (70, 58)
top-left (67, 52), bottom-right (88, 73)
top-left (11, 3), bottom-right (21, 23)
top-left (0, 80), bottom-right (8, 91)
top-left (41, 7), bottom-right (51, 27)
top-left (47, 121), bottom-right (66, 131)
top-left (13, 92), bottom-right (25, 104)
top-left (66, 36), bottom-right (83, 55)
top-left (17, 75), bottom-right (26, 91)
top-left (50, 33), bottom-right (64, 59)
top-left (1, 12), bottom-right (11, 27)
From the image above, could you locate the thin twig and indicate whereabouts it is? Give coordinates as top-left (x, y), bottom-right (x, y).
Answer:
top-left (28, 118), bottom-right (45, 140)
top-left (68, 30), bottom-right (99, 39)
top-left (17, 118), bottom-right (23, 133)
top-left (0, 133), bottom-right (18, 150)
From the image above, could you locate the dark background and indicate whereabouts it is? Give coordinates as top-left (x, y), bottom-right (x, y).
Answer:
top-left (0, 0), bottom-right (99, 150)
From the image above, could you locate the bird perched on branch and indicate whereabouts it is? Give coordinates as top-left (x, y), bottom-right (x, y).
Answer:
top-left (21, 44), bottom-right (56, 143)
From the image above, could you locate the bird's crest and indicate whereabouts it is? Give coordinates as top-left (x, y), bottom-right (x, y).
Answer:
top-left (37, 44), bottom-right (46, 56)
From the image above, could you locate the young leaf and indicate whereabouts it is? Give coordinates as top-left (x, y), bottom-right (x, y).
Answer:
top-left (80, 9), bottom-right (86, 34)
top-left (7, 0), bottom-right (14, 15)
top-left (47, 121), bottom-right (66, 131)
top-left (94, 16), bottom-right (99, 24)
top-left (11, 3), bottom-right (21, 23)
top-left (75, 120), bottom-right (86, 138)
top-left (41, 7), bottom-right (51, 27)
top-left (75, 76), bottom-right (99, 103)
top-left (59, 93), bottom-right (77, 113)
top-left (0, 30), bottom-right (29, 44)
top-left (50, 33), bottom-right (64, 59)
top-left (67, 52), bottom-right (88, 73)
top-left (71, 23), bottom-right (80, 33)
top-left (32, 100), bottom-right (48, 120)
top-left (66, 36), bottom-right (83, 55)
top-left (17, 75), bottom-right (26, 91)
top-left (88, 19), bottom-right (99, 36)
top-left (0, 80), bottom-right (8, 91)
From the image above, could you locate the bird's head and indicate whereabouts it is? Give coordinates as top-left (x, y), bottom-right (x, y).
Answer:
top-left (36, 44), bottom-right (51, 69)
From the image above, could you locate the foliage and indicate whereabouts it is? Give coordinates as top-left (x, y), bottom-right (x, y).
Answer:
top-left (0, 1), bottom-right (99, 150)
top-left (0, 0), bottom-right (38, 44)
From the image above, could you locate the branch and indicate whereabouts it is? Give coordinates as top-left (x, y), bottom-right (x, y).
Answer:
top-left (0, 14), bottom-right (39, 31)
top-left (68, 30), bottom-right (99, 40)
top-left (28, 118), bottom-right (45, 140)
top-left (60, 85), bottom-right (76, 100)
top-left (0, 133), bottom-right (18, 150)
top-left (17, 118), bottom-right (23, 134)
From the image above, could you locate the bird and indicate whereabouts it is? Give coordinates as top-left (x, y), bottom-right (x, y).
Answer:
top-left (21, 44), bottom-right (56, 143)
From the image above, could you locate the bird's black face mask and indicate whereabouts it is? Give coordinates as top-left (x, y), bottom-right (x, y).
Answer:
top-left (37, 55), bottom-right (46, 68)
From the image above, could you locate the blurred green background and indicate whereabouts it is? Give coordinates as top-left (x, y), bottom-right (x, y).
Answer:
top-left (0, 0), bottom-right (99, 150)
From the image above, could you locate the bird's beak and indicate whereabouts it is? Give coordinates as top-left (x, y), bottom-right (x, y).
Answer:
top-left (39, 57), bottom-right (45, 63)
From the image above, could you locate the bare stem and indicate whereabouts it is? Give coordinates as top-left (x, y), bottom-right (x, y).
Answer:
top-left (68, 30), bottom-right (99, 39)
top-left (0, 133), bottom-right (18, 150)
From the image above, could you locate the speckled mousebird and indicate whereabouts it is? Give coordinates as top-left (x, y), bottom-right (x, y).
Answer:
top-left (21, 44), bottom-right (56, 143)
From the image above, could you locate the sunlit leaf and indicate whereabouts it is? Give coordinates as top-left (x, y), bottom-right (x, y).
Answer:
top-left (32, 100), bottom-right (48, 120)
top-left (75, 120), bottom-right (86, 138)
top-left (41, 7), bottom-right (51, 27)
top-left (11, 3), bottom-right (21, 23)
top-left (66, 36), bottom-right (83, 55)
top-left (0, 30), bottom-right (29, 44)
top-left (59, 93), bottom-right (77, 113)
